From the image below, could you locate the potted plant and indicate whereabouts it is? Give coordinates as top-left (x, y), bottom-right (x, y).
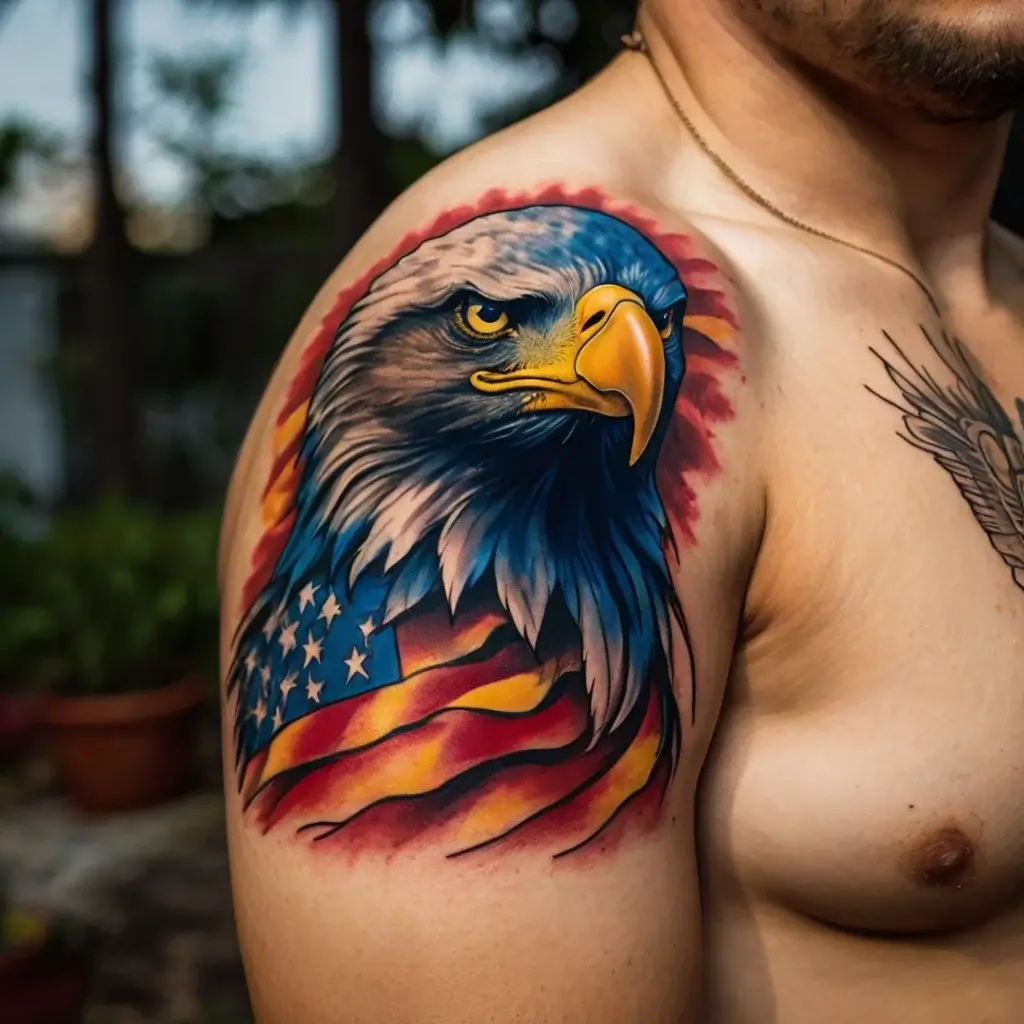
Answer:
top-left (0, 867), bottom-right (90, 1023)
top-left (30, 499), bottom-right (220, 814)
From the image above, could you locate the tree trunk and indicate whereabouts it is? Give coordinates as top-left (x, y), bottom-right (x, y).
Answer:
top-left (330, 0), bottom-right (390, 255)
top-left (88, 0), bottom-right (135, 494)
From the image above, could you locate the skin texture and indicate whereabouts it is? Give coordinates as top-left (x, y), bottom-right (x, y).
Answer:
top-left (728, 0), bottom-right (1024, 121)
top-left (222, 1), bottom-right (1024, 1021)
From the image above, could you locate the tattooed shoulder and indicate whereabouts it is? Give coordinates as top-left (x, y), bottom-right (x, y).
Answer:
top-left (224, 185), bottom-right (741, 860)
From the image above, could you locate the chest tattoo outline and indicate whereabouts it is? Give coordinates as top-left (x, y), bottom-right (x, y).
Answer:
top-left (870, 326), bottom-right (1024, 591)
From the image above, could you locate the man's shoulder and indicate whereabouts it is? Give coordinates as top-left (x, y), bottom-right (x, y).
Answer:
top-left (352, 120), bottom-right (707, 279)
top-left (224, 118), bottom-right (766, 539)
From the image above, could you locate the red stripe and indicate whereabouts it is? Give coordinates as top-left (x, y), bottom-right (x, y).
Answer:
top-left (305, 738), bottom-right (618, 858)
top-left (252, 687), bottom-right (590, 830)
top-left (478, 688), bottom-right (668, 856)
top-left (263, 641), bottom-right (558, 776)
top-left (241, 510), bottom-right (295, 611)
top-left (249, 673), bottom-right (673, 859)
top-left (395, 600), bottom-right (508, 674)
top-left (240, 748), bottom-right (269, 804)
top-left (298, 751), bottom-right (672, 863)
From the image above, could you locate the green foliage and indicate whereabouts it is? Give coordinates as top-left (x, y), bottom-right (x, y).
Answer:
top-left (1, 500), bottom-right (222, 697)
top-left (0, 474), bottom-right (46, 693)
top-left (0, 117), bottom-right (67, 199)
top-left (145, 45), bottom-right (330, 229)
top-left (150, 50), bottom-right (242, 123)
top-left (0, 468), bottom-right (36, 527)
top-left (0, 567), bottom-right (53, 694)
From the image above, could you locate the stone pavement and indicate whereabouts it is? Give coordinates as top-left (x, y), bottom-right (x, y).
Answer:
top-left (0, 778), bottom-right (252, 1024)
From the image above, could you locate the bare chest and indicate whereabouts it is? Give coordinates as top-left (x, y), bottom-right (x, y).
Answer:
top-left (699, 310), bottom-right (1024, 937)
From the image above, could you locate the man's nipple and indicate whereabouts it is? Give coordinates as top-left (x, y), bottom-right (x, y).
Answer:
top-left (905, 825), bottom-right (977, 890)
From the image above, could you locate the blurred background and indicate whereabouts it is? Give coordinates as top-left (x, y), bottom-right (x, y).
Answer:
top-left (0, 2), bottom-right (1021, 1021)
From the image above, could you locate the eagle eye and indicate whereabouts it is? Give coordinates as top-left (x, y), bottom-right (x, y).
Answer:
top-left (455, 297), bottom-right (514, 340)
top-left (654, 305), bottom-right (680, 340)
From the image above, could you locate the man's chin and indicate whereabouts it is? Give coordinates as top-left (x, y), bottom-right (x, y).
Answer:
top-left (747, 0), bottom-right (1024, 125)
top-left (850, 11), bottom-right (1024, 125)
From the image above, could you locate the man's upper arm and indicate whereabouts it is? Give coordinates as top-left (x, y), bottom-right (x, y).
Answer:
top-left (220, 178), bottom-right (764, 1024)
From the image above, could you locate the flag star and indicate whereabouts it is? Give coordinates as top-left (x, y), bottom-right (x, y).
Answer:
top-left (359, 618), bottom-right (376, 643)
top-left (252, 699), bottom-right (267, 727)
top-left (261, 613), bottom-right (278, 641)
top-left (302, 631), bottom-right (323, 668)
top-left (244, 651), bottom-right (258, 675)
top-left (306, 677), bottom-right (323, 703)
top-left (319, 592), bottom-right (342, 627)
top-left (272, 706), bottom-right (283, 730)
top-left (344, 647), bottom-right (370, 683)
top-left (278, 621), bottom-right (298, 655)
top-left (298, 582), bottom-right (321, 612)
top-left (279, 672), bottom-right (298, 702)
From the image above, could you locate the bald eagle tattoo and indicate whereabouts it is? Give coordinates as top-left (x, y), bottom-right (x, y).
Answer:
top-left (226, 197), bottom-right (738, 858)
top-left (872, 327), bottom-right (1024, 590)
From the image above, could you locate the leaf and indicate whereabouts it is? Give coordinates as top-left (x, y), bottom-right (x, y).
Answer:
top-left (7, 501), bottom-right (221, 694)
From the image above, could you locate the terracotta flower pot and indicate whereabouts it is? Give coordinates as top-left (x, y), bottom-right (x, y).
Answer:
top-left (0, 693), bottom-right (41, 765)
top-left (40, 677), bottom-right (205, 815)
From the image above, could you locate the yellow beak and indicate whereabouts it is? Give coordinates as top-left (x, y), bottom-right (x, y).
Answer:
top-left (469, 285), bottom-right (667, 466)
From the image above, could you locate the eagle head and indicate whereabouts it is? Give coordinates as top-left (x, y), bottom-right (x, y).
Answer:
top-left (283, 205), bottom-right (687, 737)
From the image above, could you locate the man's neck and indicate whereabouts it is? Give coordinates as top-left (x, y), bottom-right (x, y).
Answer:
top-left (638, 0), bottom-right (1013, 294)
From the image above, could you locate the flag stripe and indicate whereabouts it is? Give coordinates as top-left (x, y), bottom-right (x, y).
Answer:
top-left (241, 510), bottom-right (296, 611)
top-left (262, 455), bottom-right (301, 528)
top-left (395, 604), bottom-right (509, 674)
top-left (258, 678), bottom-right (671, 857)
top-left (448, 679), bottom-right (666, 856)
top-left (240, 748), bottom-right (268, 804)
top-left (257, 640), bottom-right (574, 786)
top-left (253, 688), bottom-right (591, 830)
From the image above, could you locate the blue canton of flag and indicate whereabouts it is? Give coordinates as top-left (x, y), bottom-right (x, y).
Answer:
top-left (234, 573), bottom-right (401, 761)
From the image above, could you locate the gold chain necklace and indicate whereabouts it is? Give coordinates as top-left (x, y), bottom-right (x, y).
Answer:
top-left (622, 28), bottom-right (942, 314)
